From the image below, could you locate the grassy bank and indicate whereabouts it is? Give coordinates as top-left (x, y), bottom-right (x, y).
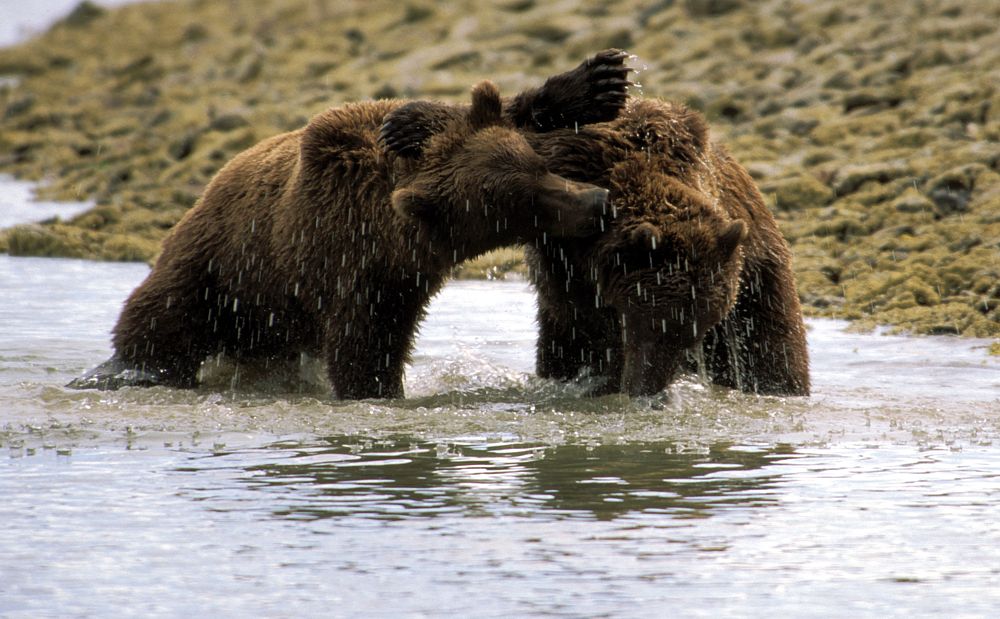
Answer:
top-left (0, 0), bottom-right (997, 337)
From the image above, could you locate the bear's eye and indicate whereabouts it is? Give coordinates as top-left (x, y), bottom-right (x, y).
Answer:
top-left (653, 252), bottom-right (692, 276)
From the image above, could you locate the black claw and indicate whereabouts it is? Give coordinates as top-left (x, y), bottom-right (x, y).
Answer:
top-left (593, 61), bottom-right (629, 72)
top-left (596, 48), bottom-right (628, 63)
top-left (601, 65), bottom-right (626, 74)
top-left (595, 90), bottom-right (628, 100)
top-left (594, 77), bottom-right (630, 89)
top-left (593, 72), bottom-right (630, 85)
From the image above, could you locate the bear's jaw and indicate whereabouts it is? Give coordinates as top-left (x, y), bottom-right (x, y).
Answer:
top-left (620, 337), bottom-right (683, 397)
top-left (618, 307), bottom-right (715, 396)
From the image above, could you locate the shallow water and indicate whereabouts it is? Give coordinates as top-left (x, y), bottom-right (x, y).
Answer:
top-left (0, 176), bottom-right (93, 229)
top-left (1, 252), bottom-right (999, 617)
top-left (0, 0), bottom-right (140, 47)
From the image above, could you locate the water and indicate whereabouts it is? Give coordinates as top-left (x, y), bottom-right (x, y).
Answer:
top-left (0, 176), bottom-right (93, 228)
top-left (1, 250), bottom-right (999, 617)
top-left (0, 0), bottom-right (140, 47)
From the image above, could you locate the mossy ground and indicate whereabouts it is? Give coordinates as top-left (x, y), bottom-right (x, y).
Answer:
top-left (0, 0), bottom-right (997, 338)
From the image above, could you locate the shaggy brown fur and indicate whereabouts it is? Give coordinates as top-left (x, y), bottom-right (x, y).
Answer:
top-left (68, 79), bottom-right (615, 399)
top-left (526, 98), bottom-right (810, 396)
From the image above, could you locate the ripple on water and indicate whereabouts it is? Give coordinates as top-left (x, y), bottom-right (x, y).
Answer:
top-left (7, 433), bottom-right (999, 616)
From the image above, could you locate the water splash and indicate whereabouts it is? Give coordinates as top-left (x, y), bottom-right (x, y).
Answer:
top-left (626, 54), bottom-right (648, 97)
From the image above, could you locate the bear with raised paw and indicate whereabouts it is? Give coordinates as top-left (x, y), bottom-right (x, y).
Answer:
top-left (386, 61), bottom-right (809, 397)
top-left (69, 50), bottom-right (633, 399)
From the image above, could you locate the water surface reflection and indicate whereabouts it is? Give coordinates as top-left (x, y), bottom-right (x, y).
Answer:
top-left (184, 437), bottom-right (797, 522)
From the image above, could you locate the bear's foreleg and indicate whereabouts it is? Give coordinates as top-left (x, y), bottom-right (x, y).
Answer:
top-left (701, 264), bottom-right (810, 396)
top-left (103, 274), bottom-right (218, 389)
top-left (536, 308), bottom-right (623, 395)
top-left (326, 334), bottom-right (407, 400)
top-left (530, 247), bottom-right (623, 394)
top-left (322, 289), bottom-right (427, 400)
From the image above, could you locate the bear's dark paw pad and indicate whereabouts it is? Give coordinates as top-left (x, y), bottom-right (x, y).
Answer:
top-left (578, 49), bottom-right (633, 124)
top-left (533, 48), bottom-right (633, 130)
top-left (66, 358), bottom-right (166, 391)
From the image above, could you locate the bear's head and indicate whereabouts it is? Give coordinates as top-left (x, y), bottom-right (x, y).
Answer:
top-left (598, 157), bottom-right (747, 396)
top-left (380, 81), bottom-right (608, 262)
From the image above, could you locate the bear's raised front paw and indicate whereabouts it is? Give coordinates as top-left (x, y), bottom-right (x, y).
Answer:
top-left (531, 48), bottom-right (633, 131)
top-left (581, 48), bottom-right (632, 121)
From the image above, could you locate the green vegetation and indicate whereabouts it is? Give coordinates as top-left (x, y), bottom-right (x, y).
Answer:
top-left (0, 0), bottom-right (997, 337)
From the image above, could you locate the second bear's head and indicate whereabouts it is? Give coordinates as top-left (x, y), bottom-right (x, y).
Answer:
top-left (596, 156), bottom-right (747, 396)
top-left (381, 81), bottom-right (608, 260)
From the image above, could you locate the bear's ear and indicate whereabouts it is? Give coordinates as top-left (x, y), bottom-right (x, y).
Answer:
top-left (380, 101), bottom-right (456, 159)
top-left (391, 186), bottom-right (437, 222)
top-left (628, 222), bottom-right (661, 250)
top-left (717, 221), bottom-right (747, 257)
top-left (469, 80), bottom-right (502, 130)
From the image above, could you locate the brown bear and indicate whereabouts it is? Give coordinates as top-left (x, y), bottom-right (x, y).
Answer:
top-left (66, 53), bottom-right (636, 399)
top-left (525, 98), bottom-right (810, 396)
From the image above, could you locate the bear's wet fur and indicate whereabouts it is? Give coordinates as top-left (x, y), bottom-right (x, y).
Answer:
top-left (69, 78), bottom-right (618, 399)
top-left (526, 98), bottom-right (810, 396)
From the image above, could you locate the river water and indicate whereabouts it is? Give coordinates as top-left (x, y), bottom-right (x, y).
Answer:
top-left (1, 242), bottom-right (999, 616)
top-left (0, 0), bottom-right (139, 47)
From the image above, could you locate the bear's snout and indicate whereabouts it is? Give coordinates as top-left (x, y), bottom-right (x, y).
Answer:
top-left (536, 174), bottom-right (609, 238)
top-left (580, 187), bottom-right (610, 211)
top-left (561, 184), bottom-right (608, 238)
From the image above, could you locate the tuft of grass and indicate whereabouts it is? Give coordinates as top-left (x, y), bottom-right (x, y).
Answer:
top-left (453, 247), bottom-right (527, 280)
